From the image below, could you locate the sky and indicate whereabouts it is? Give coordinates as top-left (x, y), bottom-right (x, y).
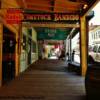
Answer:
top-left (89, 1), bottom-right (100, 25)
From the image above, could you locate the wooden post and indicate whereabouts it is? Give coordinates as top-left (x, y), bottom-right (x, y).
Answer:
top-left (0, 23), bottom-right (3, 86)
top-left (80, 16), bottom-right (88, 76)
top-left (69, 37), bottom-right (72, 61)
top-left (15, 31), bottom-right (19, 76)
top-left (15, 24), bottom-right (22, 76)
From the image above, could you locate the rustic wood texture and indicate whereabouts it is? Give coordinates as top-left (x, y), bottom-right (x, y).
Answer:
top-left (0, 60), bottom-right (86, 100)
top-left (17, 0), bottom-right (88, 13)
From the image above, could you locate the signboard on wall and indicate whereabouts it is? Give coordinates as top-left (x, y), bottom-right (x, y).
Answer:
top-left (5, 9), bottom-right (23, 24)
top-left (5, 9), bottom-right (80, 24)
top-left (24, 13), bottom-right (79, 22)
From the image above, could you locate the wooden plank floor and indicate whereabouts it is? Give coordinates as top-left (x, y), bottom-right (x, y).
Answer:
top-left (0, 60), bottom-right (86, 100)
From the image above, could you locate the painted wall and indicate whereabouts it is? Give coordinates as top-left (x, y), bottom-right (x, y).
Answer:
top-left (20, 27), bottom-right (38, 72)
top-left (31, 28), bottom-right (38, 63)
top-left (20, 27), bottom-right (28, 72)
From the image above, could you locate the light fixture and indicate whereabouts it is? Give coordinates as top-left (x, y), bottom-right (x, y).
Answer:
top-left (83, 4), bottom-right (88, 9)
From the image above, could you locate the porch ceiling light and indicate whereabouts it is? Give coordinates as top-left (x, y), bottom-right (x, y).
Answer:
top-left (83, 4), bottom-right (88, 9)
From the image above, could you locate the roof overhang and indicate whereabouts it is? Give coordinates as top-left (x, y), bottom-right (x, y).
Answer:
top-left (16, 0), bottom-right (98, 16)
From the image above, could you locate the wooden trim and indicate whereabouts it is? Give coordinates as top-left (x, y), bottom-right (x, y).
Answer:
top-left (23, 23), bottom-right (80, 28)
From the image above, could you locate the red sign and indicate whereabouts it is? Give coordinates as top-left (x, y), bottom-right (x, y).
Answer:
top-left (5, 9), bottom-right (23, 24)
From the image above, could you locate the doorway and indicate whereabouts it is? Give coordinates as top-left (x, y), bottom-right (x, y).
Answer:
top-left (2, 26), bottom-right (16, 84)
top-left (28, 38), bottom-right (32, 65)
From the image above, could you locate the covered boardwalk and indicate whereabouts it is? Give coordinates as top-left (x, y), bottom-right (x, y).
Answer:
top-left (0, 60), bottom-right (85, 100)
top-left (0, 0), bottom-right (100, 99)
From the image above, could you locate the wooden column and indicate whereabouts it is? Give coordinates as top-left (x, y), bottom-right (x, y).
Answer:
top-left (69, 37), bottom-right (72, 61)
top-left (15, 31), bottom-right (19, 76)
top-left (15, 24), bottom-right (22, 76)
top-left (80, 16), bottom-right (88, 76)
top-left (0, 23), bottom-right (3, 86)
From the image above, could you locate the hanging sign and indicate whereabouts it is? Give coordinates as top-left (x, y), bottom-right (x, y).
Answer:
top-left (24, 13), bottom-right (79, 22)
top-left (5, 9), bottom-right (80, 24)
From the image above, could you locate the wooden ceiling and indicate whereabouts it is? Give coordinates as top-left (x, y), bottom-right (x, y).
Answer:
top-left (17, 0), bottom-right (97, 15)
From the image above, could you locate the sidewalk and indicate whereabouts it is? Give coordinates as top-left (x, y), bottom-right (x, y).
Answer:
top-left (0, 60), bottom-right (85, 100)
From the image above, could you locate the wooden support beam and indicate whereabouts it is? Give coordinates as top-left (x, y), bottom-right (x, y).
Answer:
top-left (80, 16), bottom-right (87, 76)
top-left (23, 23), bottom-right (80, 28)
top-left (27, 4), bottom-right (79, 13)
top-left (25, 0), bottom-right (53, 11)
top-left (2, 0), bottom-right (20, 8)
top-left (76, 0), bottom-right (87, 4)
top-left (50, 0), bottom-right (55, 11)
top-left (16, 0), bottom-right (24, 8)
top-left (22, 0), bottom-right (27, 8)
top-left (25, 0), bottom-right (51, 5)
top-left (15, 24), bottom-right (22, 76)
top-left (0, 22), bottom-right (3, 86)
top-left (54, 0), bottom-right (83, 12)
top-left (27, 3), bottom-right (52, 8)
top-left (26, 7), bottom-right (52, 12)
top-left (54, 6), bottom-right (79, 12)
top-left (55, 0), bottom-right (86, 6)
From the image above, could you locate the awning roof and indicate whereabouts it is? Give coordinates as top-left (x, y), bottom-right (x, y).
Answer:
top-left (0, 0), bottom-right (98, 41)
top-left (17, 0), bottom-right (97, 15)
top-left (16, 0), bottom-right (96, 40)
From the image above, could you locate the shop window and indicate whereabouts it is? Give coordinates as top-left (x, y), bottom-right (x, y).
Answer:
top-left (93, 45), bottom-right (98, 52)
top-left (32, 41), bottom-right (36, 53)
top-left (99, 31), bottom-right (100, 38)
top-left (98, 46), bottom-right (100, 53)
top-left (28, 29), bottom-right (32, 37)
top-left (23, 35), bottom-right (26, 50)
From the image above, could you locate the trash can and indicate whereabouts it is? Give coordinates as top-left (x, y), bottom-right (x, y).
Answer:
top-left (85, 62), bottom-right (100, 98)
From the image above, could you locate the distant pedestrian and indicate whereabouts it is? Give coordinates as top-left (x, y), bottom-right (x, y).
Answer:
top-left (59, 49), bottom-right (65, 60)
top-left (66, 52), bottom-right (69, 61)
top-left (72, 50), bottom-right (75, 61)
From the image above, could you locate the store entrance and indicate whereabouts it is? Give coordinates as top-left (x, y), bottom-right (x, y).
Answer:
top-left (2, 26), bottom-right (16, 84)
